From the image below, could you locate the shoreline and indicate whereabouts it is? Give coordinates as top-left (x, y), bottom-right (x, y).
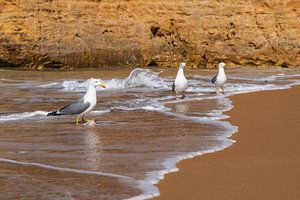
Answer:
top-left (153, 85), bottom-right (300, 200)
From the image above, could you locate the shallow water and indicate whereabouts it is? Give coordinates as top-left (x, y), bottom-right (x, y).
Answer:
top-left (0, 67), bottom-right (299, 199)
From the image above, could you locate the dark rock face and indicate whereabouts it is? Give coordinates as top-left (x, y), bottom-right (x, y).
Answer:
top-left (0, 0), bottom-right (299, 69)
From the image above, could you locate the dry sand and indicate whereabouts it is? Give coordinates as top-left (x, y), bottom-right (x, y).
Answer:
top-left (154, 86), bottom-right (300, 200)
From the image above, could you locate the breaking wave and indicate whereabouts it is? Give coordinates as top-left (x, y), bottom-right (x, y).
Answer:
top-left (46, 68), bottom-right (168, 92)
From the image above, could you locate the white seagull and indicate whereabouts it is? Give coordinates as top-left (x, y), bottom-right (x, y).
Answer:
top-left (47, 78), bottom-right (106, 125)
top-left (172, 62), bottom-right (188, 100)
top-left (211, 62), bottom-right (227, 93)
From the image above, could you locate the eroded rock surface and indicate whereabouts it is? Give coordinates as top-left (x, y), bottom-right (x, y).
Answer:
top-left (0, 0), bottom-right (299, 69)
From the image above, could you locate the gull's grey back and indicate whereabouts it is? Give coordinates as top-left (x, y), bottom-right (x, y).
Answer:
top-left (58, 98), bottom-right (90, 115)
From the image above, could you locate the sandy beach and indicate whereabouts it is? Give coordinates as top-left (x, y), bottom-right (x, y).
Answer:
top-left (0, 69), bottom-right (299, 199)
top-left (154, 85), bottom-right (300, 200)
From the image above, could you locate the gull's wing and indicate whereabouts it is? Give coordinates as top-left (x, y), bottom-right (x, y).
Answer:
top-left (48, 98), bottom-right (90, 116)
top-left (58, 98), bottom-right (90, 115)
top-left (211, 75), bottom-right (217, 84)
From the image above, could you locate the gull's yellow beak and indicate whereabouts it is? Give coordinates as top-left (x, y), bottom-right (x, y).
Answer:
top-left (99, 83), bottom-right (106, 88)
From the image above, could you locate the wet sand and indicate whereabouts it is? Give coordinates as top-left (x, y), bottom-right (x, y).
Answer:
top-left (154, 85), bottom-right (300, 200)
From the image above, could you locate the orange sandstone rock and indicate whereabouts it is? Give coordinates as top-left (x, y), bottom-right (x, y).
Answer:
top-left (0, 0), bottom-right (299, 69)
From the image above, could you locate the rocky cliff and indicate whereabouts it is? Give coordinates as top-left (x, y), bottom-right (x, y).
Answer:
top-left (0, 0), bottom-right (299, 69)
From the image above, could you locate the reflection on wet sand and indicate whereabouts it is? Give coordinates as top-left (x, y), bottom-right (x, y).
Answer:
top-left (83, 128), bottom-right (103, 170)
top-left (174, 103), bottom-right (189, 113)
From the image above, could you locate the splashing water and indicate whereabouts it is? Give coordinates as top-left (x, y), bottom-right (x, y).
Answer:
top-left (123, 68), bottom-right (165, 88)
top-left (57, 68), bottom-right (167, 91)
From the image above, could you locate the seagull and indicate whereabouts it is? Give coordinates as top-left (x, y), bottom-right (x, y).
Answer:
top-left (172, 62), bottom-right (188, 100)
top-left (47, 78), bottom-right (106, 125)
top-left (211, 62), bottom-right (227, 93)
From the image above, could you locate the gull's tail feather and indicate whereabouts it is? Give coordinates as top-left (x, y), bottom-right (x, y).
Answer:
top-left (211, 75), bottom-right (217, 84)
top-left (47, 110), bottom-right (65, 117)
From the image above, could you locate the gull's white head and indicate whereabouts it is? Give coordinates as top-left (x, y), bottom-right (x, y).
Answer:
top-left (179, 62), bottom-right (186, 69)
top-left (218, 62), bottom-right (225, 68)
top-left (89, 78), bottom-right (106, 88)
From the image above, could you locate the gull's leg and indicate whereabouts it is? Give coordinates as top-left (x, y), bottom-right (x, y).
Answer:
top-left (76, 116), bottom-right (79, 125)
top-left (215, 86), bottom-right (219, 94)
top-left (176, 91), bottom-right (179, 100)
top-left (181, 91), bottom-right (186, 99)
top-left (221, 86), bottom-right (225, 93)
top-left (82, 115), bottom-right (93, 122)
